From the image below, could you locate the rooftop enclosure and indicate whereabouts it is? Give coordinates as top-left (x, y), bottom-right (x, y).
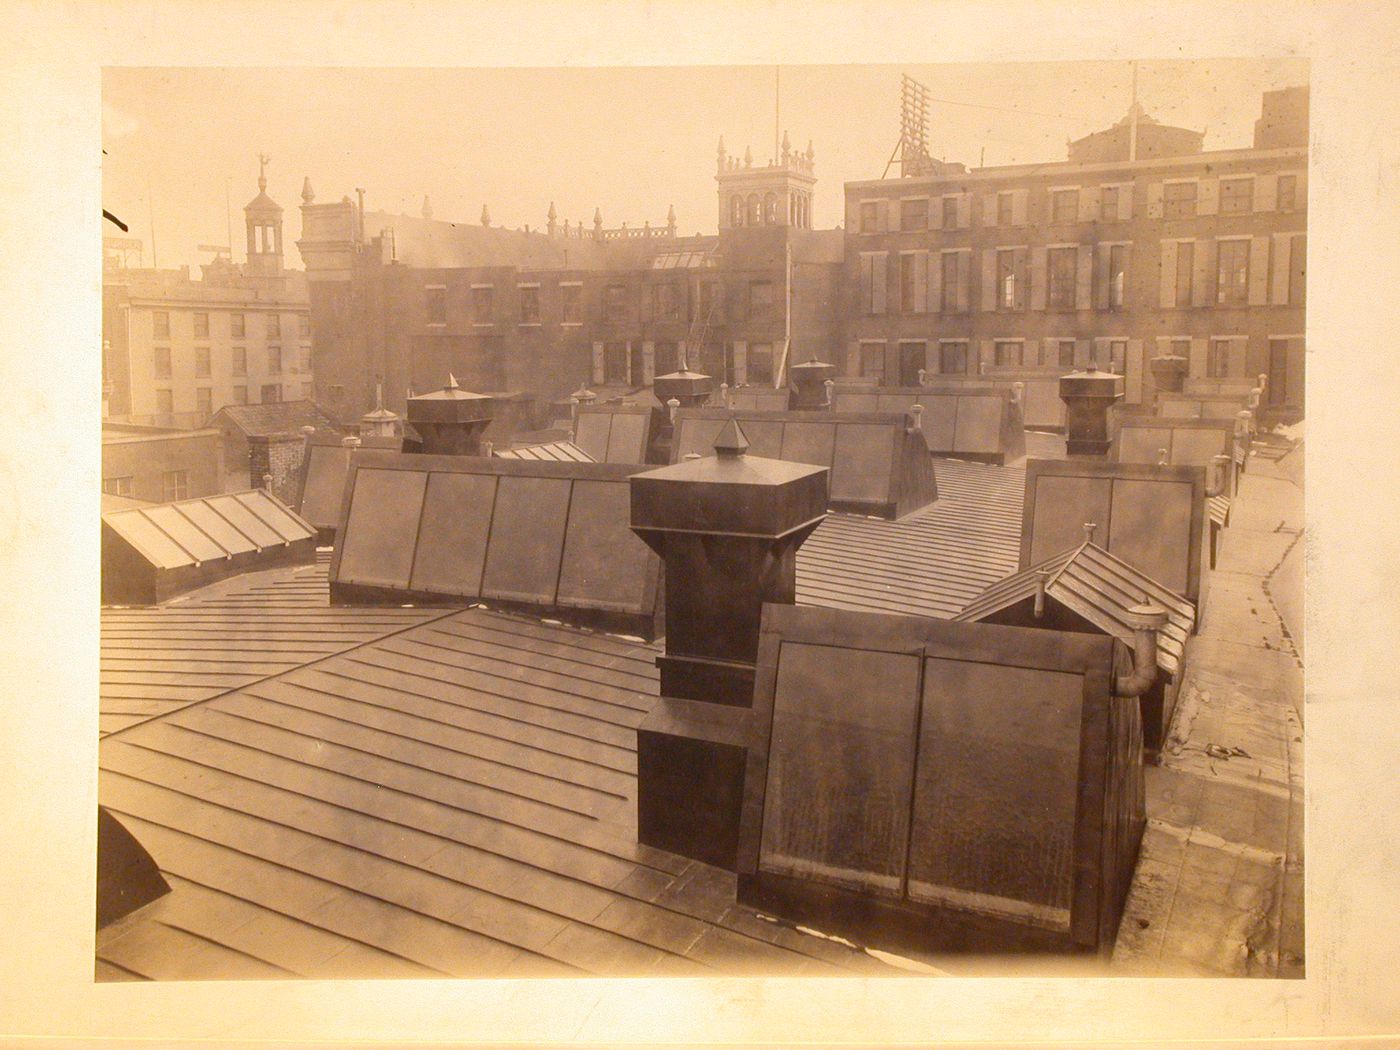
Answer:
top-left (829, 386), bottom-right (1027, 464)
top-left (670, 408), bottom-right (937, 519)
top-left (725, 387), bottom-right (792, 412)
top-left (293, 433), bottom-right (401, 539)
top-left (1020, 459), bottom-right (1207, 605)
top-left (836, 374), bottom-right (1069, 431)
top-left (330, 451), bottom-right (662, 639)
top-left (1113, 416), bottom-right (1244, 500)
top-left (572, 403), bottom-right (657, 464)
top-left (102, 490), bottom-right (317, 605)
top-left (956, 540), bottom-right (1196, 754)
top-left (1156, 391), bottom-right (1255, 422)
top-left (737, 603), bottom-right (1142, 956)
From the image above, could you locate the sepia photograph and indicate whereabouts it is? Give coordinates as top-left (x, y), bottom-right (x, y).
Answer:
top-left (96, 58), bottom-right (1305, 980)
top-left (4, 2), bottom-right (1400, 1046)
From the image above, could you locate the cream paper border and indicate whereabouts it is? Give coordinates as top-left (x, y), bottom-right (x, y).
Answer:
top-left (1, 0), bottom-right (1397, 1045)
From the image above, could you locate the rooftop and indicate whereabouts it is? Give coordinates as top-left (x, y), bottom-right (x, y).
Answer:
top-left (210, 400), bottom-right (339, 439)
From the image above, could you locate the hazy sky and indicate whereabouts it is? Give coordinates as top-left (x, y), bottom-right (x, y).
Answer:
top-left (103, 59), bottom-right (1307, 270)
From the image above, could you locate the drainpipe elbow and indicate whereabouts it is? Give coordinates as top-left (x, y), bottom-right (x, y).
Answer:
top-left (1115, 601), bottom-right (1169, 697)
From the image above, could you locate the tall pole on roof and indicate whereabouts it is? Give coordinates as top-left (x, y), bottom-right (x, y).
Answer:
top-left (774, 65), bottom-right (780, 166)
top-left (225, 177), bottom-right (233, 262)
top-left (146, 173), bottom-right (158, 268)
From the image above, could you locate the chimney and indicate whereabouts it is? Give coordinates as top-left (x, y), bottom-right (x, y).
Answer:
top-left (1149, 351), bottom-right (1189, 395)
top-left (652, 360), bottom-right (714, 410)
top-left (628, 418), bottom-right (828, 868)
top-left (787, 356), bottom-right (837, 410)
top-left (359, 382), bottom-right (401, 439)
top-left (1059, 369), bottom-right (1124, 457)
top-left (405, 374), bottom-right (493, 456)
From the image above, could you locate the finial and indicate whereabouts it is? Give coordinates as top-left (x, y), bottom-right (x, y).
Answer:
top-left (806, 139), bottom-right (814, 160)
top-left (446, 373), bottom-right (459, 390)
top-left (744, 146), bottom-right (753, 167)
top-left (375, 382), bottom-right (385, 411)
top-left (422, 195), bottom-right (433, 220)
top-left (713, 416), bottom-right (750, 458)
top-left (593, 207), bottom-right (603, 228)
top-left (909, 403), bottom-right (924, 432)
top-left (480, 204), bottom-right (491, 227)
top-left (257, 152), bottom-right (270, 191)
top-left (1083, 522), bottom-right (1098, 543)
top-left (781, 130), bottom-right (791, 161)
top-left (717, 135), bottom-right (726, 156)
top-left (301, 176), bottom-right (314, 204)
top-left (667, 203), bottom-right (677, 228)
top-left (547, 201), bottom-right (557, 221)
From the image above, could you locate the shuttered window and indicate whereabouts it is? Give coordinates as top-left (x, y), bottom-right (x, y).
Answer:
top-left (900, 198), bottom-right (928, 231)
top-left (1216, 240), bottom-right (1250, 305)
top-left (1219, 178), bottom-right (1253, 215)
top-left (1164, 182), bottom-right (1197, 219)
top-left (1048, 248), bottom-right (1076, 309)
top-left (1051, 190), bottom-right (1077, 224)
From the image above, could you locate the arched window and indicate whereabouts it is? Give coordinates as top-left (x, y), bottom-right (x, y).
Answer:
top-left (763, 192), bottom-right (777, 225)
top-left (747, 194), bottom-right (761, 226)
top-left (731, 195), bottom-right (744, 227)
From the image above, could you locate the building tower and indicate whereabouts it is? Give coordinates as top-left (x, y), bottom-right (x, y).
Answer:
top-left (244, 154), bottom-right (284, 276)
top-left (715, 132), bottom-right (816, 231)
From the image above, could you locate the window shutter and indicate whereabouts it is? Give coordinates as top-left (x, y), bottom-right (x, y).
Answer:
top-left (872, 254), bottom-right (888, 315)
top-left (1014, 247), bottom-right (1029, 310)
top-left (1255, 173), bottom-right (1278, 212)
top-left (956, 250), bottom-right (971, 313)
top-left (1074, 338), bottom-right (1092, 368)
top-left (1012, 189), bottom-right (1029, 227)
top-left (981, 250), bottom-right (997, 312)
top-left (1248, 236), bottom-right (1271, 305)
top-left (914, 251), bottom-right (928, 314)
top-left (1095, 244), bottom-right (1112, 311)
top-left (1198, 178), bottom-right (1220, 216)
top-left (1270, 233), bottom-right (1291, 306)
top-left (1075, 245), bottom-right (1093, 310)
top-left (1232, 336), bottom-right (1250, 379)
top-left (979, 340), bottom-right (995, 375)
top-left (929, 196), bottom-right (944, 231)
top-left (1191, 238), bottom-right (1215, 308)
top-left (642, 341), bottom-right (656, 384)
top-left (1126, 339), bottom-right (1145, 404)
top-left (982, 194), bottom-right (998, 227)
top-left (733, 341), bottom-right (748, 386)
top-left (591, 342), bottom-right (605, 384)
top-left (1030, 247), bottom-right (1048, 311)
top-left (1189, 337), bottom-right (1208, 379)
top-left (859, 255), bottom-right (873, 314)
top-left (1118, 184), bottom-right (1134, 220)
top-left (1078, 187), bottom-right (1100, 223)
top-left (1146, 182), bottom-right (1164, 219)
top-left (957, 193), bottom-right (972, 230)
top-left (929, 251), bottom-right (943, 313)
top-left (1159, 240), bottom-right (1179, 308)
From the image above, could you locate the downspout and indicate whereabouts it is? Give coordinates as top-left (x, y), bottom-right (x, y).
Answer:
top-left (1114, 601), bottom-right (1170, 697)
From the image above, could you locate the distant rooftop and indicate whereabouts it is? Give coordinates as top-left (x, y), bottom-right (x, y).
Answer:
top-left (210, 399), bottom-right (339, 439)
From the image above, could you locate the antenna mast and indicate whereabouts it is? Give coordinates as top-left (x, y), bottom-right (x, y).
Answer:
top-left (883, 74), bottom-right (935, 179)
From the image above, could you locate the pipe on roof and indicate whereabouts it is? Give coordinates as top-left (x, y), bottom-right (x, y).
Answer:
top-left (1114, 601), bottom-right (1170, 697)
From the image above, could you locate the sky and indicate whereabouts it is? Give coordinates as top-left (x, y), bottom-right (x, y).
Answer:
top-left (102, 59), bottom-right (1308, 271)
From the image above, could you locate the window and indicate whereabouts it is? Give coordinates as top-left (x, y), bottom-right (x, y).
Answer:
top-left (942, 196), bottom-right (958, 229)
top-left (267, 313), bottom-right (281, 338)
top-left (232, 385), bottom-right (248, 405)
top-left (1051, 189), bottom-right (1078, 224)
top-left (1277, 174), bottom-right (1298, 213)
top-left (997, 249), bottom-right (1018, 310)
top-left (425, 286), bottom-right (446, 325)
top-left (561, 283), bottom-right (582, 324)
top-left (1058, 340), bottom-right (1076, 367)
top-left (232, 347), bottom-right (247, 376)
top-left (749, 343), bottom-right (775, 385)
top-left (1216, 240), bottom-right (1250, 305)
top-left (763, 193), bottom-right (778, 225)
top-left (1220, 178), bottom-right (1253, 215)
top-left (1164, 182), bottom-right (1197, 219)
top-left (603, 342), bottom-right (628, 383)
top-left (652, 283), bottom-right (682, 322)
top-left (997, 192), bottom-right (1013, 226)
top-left (261, 383), bottom-right (281, 404)
top-left (299, 314), bottom-right (311, 337)
top-left (193, 312), bottom-right (209, 338)
top-left (161, 470), bottom-right (189, 502)
top-left (748, 281), bottom-right (775, 319)
top-left (518, 285), bottom-right (540, 324)
top-left (939, 341), bottom-right (968, 375)
top-left (152, 310), bottom-right (170, 340)
top-left (1108, 339), bottom-right (1127, 375)
top-left (603, 284), bottom-right (628, 324)
top-left (1108, 244), bottom-right (1127, 310)
top-left (1289, 234), bottom-right (1306, 304)
top-left (196, 387), bottom-right (212, 420)
top-left (941, 252), bottom-right (959, 312)
top-left (472, 285), bottom-right (495, 324)
top-left (1100, 186), bottom-right (1119, 221)
top-left (747, 194), bottom-right (761, 226)
top-left (860, 254), bottom-right (887, 315)
top-left (898, 341), bottom-right (927, 387)
top-left (299, 347), bottom-right (312, 373)
top-left (230, 312), bottom-right (245, 338)
top-left (156, 388), bottom-right (173, 415)
top-left (152, 346), bottom-right (171, 379)
top-left (731, 195), bottom-right (745, 227)
top-left (194, 346), bottom-right (210, 377)
top-left (268, 347), bottom-right (282, 374)
top-left (859, 343), bottom-right (885, 383)
top-left (1208, 338), bottom-right (1232, 378)
top-left (900, 198), bottom-right (928, 232)
top-left (697, 281), bottom-right (718, 322)
top-left (860, 201), bottom-right (879, 233)
top-left (993, 340), bottom-right (1023, 367)
top-left (102, 476), bottom-right (133, 497)
top-left (1175, 242), bottom-right (1195, 307)
top-left (1048, 247), bottom-right (1077, 309)
top-left (900, 254), bottom-right (920, 314)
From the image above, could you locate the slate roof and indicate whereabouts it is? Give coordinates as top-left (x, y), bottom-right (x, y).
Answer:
top-left (97, 572), bottom-right (895, 978)
top-left (211, 399), bottom-right (339, 439)
top-left (954, 540), bottom-right (1196, 675)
